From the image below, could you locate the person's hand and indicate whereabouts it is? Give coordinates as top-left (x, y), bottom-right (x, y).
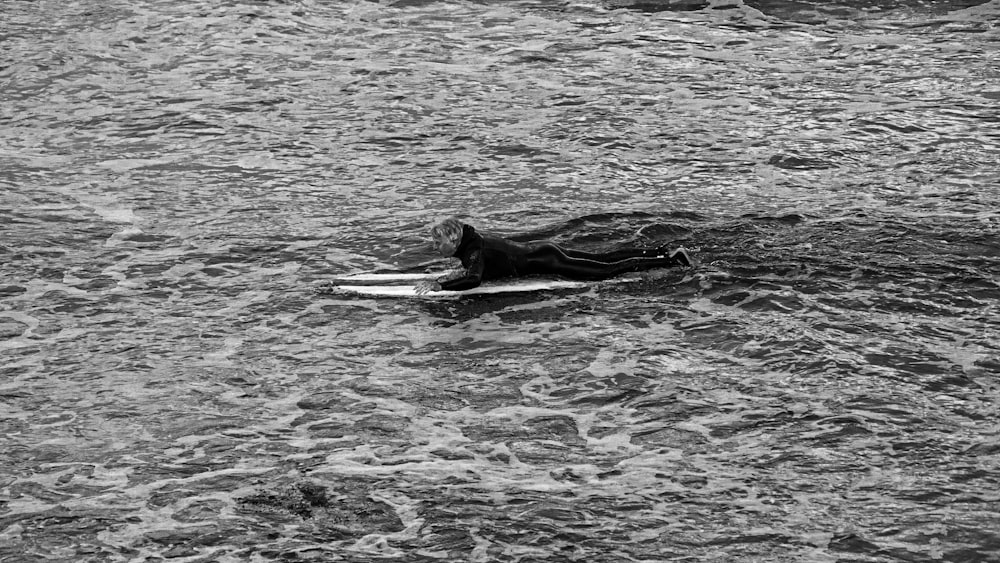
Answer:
top-left (315, 280), bottom-right (336, 294)
top-left (439, 268), bottom-right (465, 282)
top-left (414, 281), bottom-right (442, 295)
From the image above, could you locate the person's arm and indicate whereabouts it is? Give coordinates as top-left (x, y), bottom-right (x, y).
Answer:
top-left (438, 249), bottom-right (484, 291)
top-left (438, 266), bottom-right (467, 281)
top-left (414, 265), bottom-right (465, 294)
top-left (414, 258), bottom-right (481, 294)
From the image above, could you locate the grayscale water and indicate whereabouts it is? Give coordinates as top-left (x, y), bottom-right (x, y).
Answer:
top-left (2, 0), bottom-right (999, 561)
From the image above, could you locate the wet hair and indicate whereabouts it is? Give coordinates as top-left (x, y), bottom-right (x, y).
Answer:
top-left (430, 218), bottom-right (464, 244)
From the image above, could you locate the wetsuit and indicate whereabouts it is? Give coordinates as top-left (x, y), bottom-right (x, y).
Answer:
top-left (439, 224), bottom-right (687, 291)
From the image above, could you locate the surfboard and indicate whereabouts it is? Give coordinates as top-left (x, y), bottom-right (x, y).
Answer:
top-left (328, 272), bottom-right (441, 284)
top-left (319, 272), bottom-right (598, 299)
top-left (318, 272), bottom-right (661, 298)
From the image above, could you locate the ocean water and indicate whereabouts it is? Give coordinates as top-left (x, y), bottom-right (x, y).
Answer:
top-left (1, 0), bottom-right (999, 561)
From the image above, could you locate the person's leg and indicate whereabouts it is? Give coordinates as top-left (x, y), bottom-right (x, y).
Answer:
top-left (554, 242), bottom-right (691, 269)
top-left (523, 243), bottom-right (687, 280)
top-left (556, 245), bottom-right (665, 262)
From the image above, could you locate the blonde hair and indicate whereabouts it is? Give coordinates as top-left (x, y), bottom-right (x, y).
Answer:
top-left (430, 217), bottom-right (464, 243)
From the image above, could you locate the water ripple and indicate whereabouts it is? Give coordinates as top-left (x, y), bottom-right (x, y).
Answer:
top-left (3, 0), bottom-right (1000, 561)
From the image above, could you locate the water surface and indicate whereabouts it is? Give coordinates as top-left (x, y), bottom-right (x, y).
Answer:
top-left (1, 0), bottom-right (999, 561)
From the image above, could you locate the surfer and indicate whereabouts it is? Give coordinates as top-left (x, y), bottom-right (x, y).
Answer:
top-left (416, 218), bottom-right (692, 294)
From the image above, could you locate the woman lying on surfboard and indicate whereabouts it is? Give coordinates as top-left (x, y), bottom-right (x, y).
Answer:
top-left (416, 218), bottom-right (692, 294)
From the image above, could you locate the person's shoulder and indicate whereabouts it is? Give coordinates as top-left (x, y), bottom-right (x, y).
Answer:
top-left (462, 225), bottom-right (486, 244)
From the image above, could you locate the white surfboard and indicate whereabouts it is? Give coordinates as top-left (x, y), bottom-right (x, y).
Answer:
top-left (329, 272), bottom-right (441, 284)
top-left (319, 272), bottom-right (611, 299)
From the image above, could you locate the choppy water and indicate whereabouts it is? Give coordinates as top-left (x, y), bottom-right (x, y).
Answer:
top-left (2, 0), bottom-right (999, 561)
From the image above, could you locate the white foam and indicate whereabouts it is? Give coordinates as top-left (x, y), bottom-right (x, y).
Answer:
top-left (92, 206), bottom-right (137, 224)
top-left (96, 158), bottom-right (171, 173)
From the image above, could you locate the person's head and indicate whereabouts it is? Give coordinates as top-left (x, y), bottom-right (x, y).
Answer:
top-left (430, 218), bottom-right (464, 257)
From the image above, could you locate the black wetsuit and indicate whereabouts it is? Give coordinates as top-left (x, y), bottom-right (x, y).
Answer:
top-left (440, 224), bottom-right (686, 291)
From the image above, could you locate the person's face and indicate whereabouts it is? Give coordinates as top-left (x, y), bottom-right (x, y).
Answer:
top-left (431, 230), bottom-right (457, 257)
